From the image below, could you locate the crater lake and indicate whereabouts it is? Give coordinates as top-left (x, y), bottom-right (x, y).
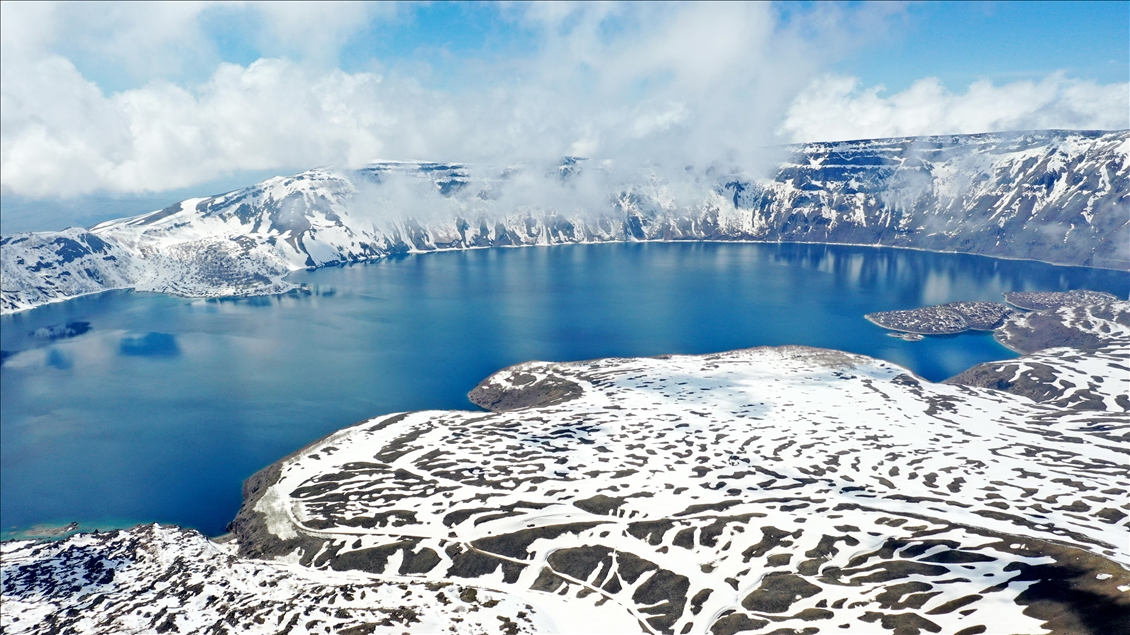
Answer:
top-left (2, 242), bottom-right (1127, 538)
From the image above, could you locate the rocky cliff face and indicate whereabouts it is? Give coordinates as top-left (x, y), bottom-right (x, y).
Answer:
top-left (736, 130), bottom-right (1129, 268)
top-left (0, 229), bottom-right (140, 313)
top-left (3, 130), bottom-right (1127, 313)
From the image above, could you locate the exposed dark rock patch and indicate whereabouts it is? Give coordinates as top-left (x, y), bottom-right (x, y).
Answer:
top-left (1004, 290), bottom-right (1119, 311)
top-left (742, 572), bottom-right (822, 613)
top-left (469, 367), bottom-right (585, 411)
top-left (866, 301), bottom-right (1014, 335)
top-left (993, 301), bottom-right (1130, 354)
top-left (710, 612), bottom-right (769, 635)
top-left (944, 347), bottom-right (1128, 410)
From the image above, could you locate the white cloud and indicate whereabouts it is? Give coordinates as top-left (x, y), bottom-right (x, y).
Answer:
top-left (0, 2), bottom-right (397, 85)
top-left (3, 2), bottom-right (840, 198)
top-left (0, 2), bottom-right (219, 87)
top-left (252, 2), bottom-right (400, 64)
top-left (1, 57), bottom-right (404, 196)
top-left (779, 73), bottom-right (1130, 143)
top-left (2, 1), bottom-right (1126, 204)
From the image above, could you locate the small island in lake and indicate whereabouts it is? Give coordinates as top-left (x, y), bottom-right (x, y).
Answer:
top-left (864, 300), bottom-right (1014, 335)
top-left (866, 291), bottom-right (1130, 355)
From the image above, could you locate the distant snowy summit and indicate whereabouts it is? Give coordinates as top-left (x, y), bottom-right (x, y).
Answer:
top-left (2, 129), bottom-right (1127, 314)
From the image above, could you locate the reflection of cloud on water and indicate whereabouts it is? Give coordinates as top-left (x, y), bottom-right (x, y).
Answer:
top-left (46, 349), bottom-right (73, 370)
top-left (1, 348), bottom-right (49, 370)
top-left (119, 333), bottom-right (180, 358)
top-left (32, 321), bottom-right (92, 341)
top-left (1, 325), bottom-right (169, 370)
top-left (921, 270), bottom-right (955, 305)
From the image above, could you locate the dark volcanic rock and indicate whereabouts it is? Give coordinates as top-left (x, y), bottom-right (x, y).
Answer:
top-left (1004, 290), bottom-right (1119, 311)
top-left (865, 305), bottom-right (969, 335)
top-left (940, 301), bottom-right (1014, 330)
top-left (994, 301), bottom-right (1130, 354)
top-left (865, 301), bottom-right (1013, 335)
top-left (468, 365), bottom-right (586, 411)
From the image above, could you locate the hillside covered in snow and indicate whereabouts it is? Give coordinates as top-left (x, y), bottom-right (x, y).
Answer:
top-left (2, 129), bottom-right (1128, 314)
top-left (4, 298), bottom-right (1128, 634)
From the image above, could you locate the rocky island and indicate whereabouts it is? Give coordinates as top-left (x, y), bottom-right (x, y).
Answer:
top-left (864, 301), bottom-right (1015, 335)
top-left (864, 290), bottom-right (1128, 357)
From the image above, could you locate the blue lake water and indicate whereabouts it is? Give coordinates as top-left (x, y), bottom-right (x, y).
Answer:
top-left (2, 242), bottom-right (1128, 538)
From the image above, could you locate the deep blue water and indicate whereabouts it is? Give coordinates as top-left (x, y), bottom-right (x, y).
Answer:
top-left (2, 242), bottom-right (1127, 538)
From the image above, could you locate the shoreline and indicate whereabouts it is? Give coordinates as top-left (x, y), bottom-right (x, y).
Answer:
top-left (862, 313), bottom-right (1014, 336)
top-left (4, 238), bottom-right (1127, 317)
top-left (3, 250), bottom-right (1126, 544)
top-left (5, 305), bottom-right (1128, 632)
top-left (0, 326), bottom-right (1099, 544)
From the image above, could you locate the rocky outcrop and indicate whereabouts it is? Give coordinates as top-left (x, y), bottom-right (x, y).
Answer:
top-left (994, 300), bottom-right (1130, 353)
top-left (864, 290), bottom-right (1128, 354)
top-left (945, 298), bottom-right (1130, 413)
top-left (865, 301), bottom-right (1015, 334)
top-left (1004, 289), bottom-right (1120, 311)
top-left (0, 229), bottom-right (139, 311)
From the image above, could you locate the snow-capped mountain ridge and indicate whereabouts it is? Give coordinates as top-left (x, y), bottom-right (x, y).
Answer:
top-left (3, 129), bottom-right (1127, 313)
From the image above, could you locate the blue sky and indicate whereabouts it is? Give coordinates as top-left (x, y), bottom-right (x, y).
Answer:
top-left (844, 1), bottom-right (1127, 89)
top-left (62, 1), bottom-right (1130, 96)
top-left (1, 1), bottom-right (1127, 232)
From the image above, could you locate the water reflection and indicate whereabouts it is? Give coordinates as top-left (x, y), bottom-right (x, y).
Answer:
top-left (32, 321), bottom-right (91, 341)
top-left (46, 349), bottom-right (72, 370)
top-left (766, 243), bottom-right (1126, 306)
top-left (119, 332), bottom-right (180, 357)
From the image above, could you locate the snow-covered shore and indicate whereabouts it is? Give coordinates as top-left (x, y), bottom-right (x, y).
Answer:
top-left (5, 302), bottom-right (1128, 634)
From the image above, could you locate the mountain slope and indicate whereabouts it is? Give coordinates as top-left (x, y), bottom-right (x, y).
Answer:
top-left (5, 342), bottom-right (1128, 633)
top-left (4, 297), bottom-right (1128, 634)
top-left (3, 130), bottom-right (1127, 313)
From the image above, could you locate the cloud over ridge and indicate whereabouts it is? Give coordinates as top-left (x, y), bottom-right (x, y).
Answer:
top-left (1, 2), bottom-right (1127, 200)
top-left (781, 73), bottom-right (1130, 143)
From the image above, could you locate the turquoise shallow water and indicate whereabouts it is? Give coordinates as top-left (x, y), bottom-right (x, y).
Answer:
top-left (2, 242), bottom-right (1128, 538)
